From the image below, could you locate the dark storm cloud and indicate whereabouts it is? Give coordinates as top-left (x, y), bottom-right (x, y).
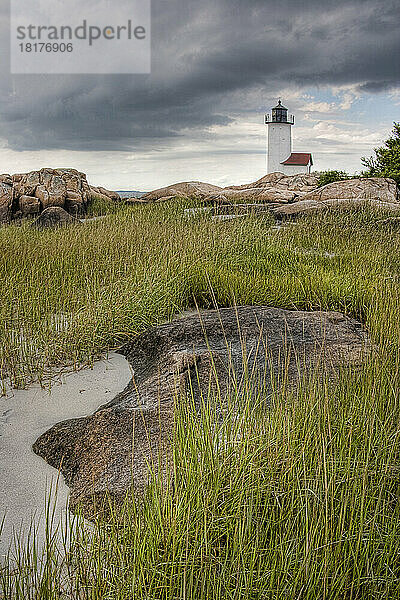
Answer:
top-left (1, 0), bottom-right (399, 151)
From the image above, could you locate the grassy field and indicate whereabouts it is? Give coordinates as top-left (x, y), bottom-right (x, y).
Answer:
top-left (1, 201), bottom-right (399, 390)
top-left (1, 201), bottom-right (400, 598)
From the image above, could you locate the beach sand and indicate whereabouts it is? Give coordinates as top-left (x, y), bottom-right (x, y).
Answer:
top-left (0, 353), bottom-right (131, 560)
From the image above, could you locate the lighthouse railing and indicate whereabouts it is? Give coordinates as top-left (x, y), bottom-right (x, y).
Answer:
top-left (265, 113), bottom-right (295, 124)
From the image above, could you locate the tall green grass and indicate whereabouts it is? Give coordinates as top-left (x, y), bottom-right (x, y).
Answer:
top-left (2, 333), bottom-right (400, 599)
top-left (0, 201), bottom-right (399, 390)
top-left (2, 202), bottom-right (400, 597)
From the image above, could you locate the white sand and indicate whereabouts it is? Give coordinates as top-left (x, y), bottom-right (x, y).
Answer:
top-left (0, 353), bottom-right (132, 560)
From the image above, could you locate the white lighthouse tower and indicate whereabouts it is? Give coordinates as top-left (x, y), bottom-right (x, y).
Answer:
top-left (265, 100), bottom-right (313, 175)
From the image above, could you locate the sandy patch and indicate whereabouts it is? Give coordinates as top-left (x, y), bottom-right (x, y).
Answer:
top-left (0, 353), bottom-right (131, 559)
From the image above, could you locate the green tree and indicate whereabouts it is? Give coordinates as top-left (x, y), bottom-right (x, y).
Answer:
top-left (362, 122), bottom-right (400, 183)
top-left (317, 170), bottom-right (349, 188)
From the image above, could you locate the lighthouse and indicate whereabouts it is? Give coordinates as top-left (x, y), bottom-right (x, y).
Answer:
top-left (265, 100), bottom-right (313, 175)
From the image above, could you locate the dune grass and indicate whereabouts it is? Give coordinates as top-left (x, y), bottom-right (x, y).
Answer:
top-left (85, 195), bottom-right (122, 217)
top-left (1, 201), bottom-right (400, 598)
top-left (0, 201), bottom-right (399, 390)
top-left (2, 338), bottom-right (400, 599)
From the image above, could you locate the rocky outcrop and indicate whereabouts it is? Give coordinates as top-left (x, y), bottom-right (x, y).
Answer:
top-left (89, 185), bottom-right (121, 203)
top-left (14, 168), bottom-right (88, 215)
top-left (140, 181), bottom-right (223, 203)
top-left (31, 206), bottom-right (80, 229)
top-left (211, 172), bottom-right (319, 204)
top-left (19, 195), bottom-right (41, 216)
top-left (273, 177), bottom-right (400, 218)
top-left (139, 173), bottom-right (319, 205)
top-left (141, 174), bottom-right (400, 213)
top-left (303, 177), bottom-right (398, 204)
top-left (33, 306), bottom-right (370, 518)
top-left (0, 177), bottom-right (13, 224)
top-left (0, 168), bottom-right (120, 223)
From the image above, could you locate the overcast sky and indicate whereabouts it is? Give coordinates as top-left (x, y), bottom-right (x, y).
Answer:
top-left (0, 0), bottom-right (399, 190)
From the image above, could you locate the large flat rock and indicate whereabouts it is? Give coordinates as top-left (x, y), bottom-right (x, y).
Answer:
top-left (273, 177), bottom-right (399, 218)
top-left (33, 307), bottom-right (370, 518)
top-left (301, 177), bottom-right (398, 204)
top-left (212, 172), bottom-right (319, 203)
top-left (130, 175), bottom-right (400, 211)
top-left (141, 181), bottom-right (223, 203)
top-left (140, 173), bottom-right (319, 205)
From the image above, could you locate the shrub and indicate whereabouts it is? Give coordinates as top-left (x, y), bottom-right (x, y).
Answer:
top-left (362, 122), bottom-right (400, 184)
top-left (317, 170), bottom-right (349, 187)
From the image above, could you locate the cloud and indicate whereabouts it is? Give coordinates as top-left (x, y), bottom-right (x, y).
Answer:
top-left (299, 102), bottom-right (336, 113)
top-left (0, 0), bottom-right (398, 156)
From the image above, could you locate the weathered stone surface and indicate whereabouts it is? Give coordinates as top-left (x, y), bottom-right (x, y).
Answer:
top-left (141, 181), bottom-right (223, 203)
top-left (89, 185), bottom-right (121, 202)
top-left (0, 167), bottom-right (118, 222)
top-left (89, 189), bottom-right (113, 203)
top-left (65, 191), bottom-right (83, 202)
top-left (57, 169), bottom-right (82, 193)
top-left (97, 186), bottom-right (120, 202)
top-left (0, 182), bottom-right (13, 223)
top-left (33, 306), bottom-right (370, 518)
top-left (0, 174), bottom-right (13, 186)
top-left (215, 172), bottom-right (319, 203)
top-left (17, 171), bottom-right (41, 197)
top-left (272, 178), bottom-right (400, 218)
top-left (36, 174), bottom-right (66, 208)
top-left (31, 206), bottom-right (80, 229)
top-left (273, 197), bottom-right (400, 219)
top-left (65, 191), bottom-right (85, 215)
top-left (34, 185), bottom-right (50, 208)
top-left (19, 195), bottom-right (41, 216)
top-left (141, 173), bottom-right (319, 205)
top-left (301, 177), bottom-right (398, 204)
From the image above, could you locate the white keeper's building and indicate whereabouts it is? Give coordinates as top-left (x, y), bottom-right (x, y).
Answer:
top-left (265, 100), bottom-right (313, 175)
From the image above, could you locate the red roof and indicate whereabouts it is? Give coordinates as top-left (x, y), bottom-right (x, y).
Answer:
top-left (281, 153), bottom-right (313, 166)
